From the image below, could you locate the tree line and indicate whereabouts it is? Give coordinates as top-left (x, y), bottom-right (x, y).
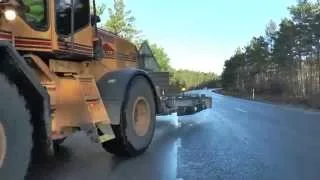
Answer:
top-left (97, 0), bottom-right (218, 90)
top-left (221, 0), bottom-right (320, 107)
top-left (170, 70), bottom-right (218, 89)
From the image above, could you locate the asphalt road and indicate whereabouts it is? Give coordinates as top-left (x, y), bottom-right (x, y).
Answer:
top-left (27, 90), bottom-right (320, 180)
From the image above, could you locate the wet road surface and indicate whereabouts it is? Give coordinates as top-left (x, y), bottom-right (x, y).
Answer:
top-left (27, 91), bottom-right (320, 180)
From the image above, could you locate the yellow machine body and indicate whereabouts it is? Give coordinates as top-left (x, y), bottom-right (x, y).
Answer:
top-left (0, 0), bottom-right (139, 139)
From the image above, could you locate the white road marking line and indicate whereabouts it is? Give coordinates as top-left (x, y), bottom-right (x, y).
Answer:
top-left (235, 108), bottom-right (247, 113)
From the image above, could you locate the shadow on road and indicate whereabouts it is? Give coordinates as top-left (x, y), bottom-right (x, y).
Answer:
top-left (25, 109), bottom-right (213, 180)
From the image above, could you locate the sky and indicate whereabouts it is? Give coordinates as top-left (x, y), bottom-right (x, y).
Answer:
top-left (96, 0), bottom-right (296, 75)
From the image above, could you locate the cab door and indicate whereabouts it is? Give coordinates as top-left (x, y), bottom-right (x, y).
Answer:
top-left (55, 0), bottom-right (94, 59)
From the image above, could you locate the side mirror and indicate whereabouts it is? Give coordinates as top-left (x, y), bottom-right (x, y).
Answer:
top-left (91, 15), bottom-right (101, 26)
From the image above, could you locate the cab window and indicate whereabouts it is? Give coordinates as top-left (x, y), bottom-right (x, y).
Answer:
top-left (22, 0), bottom-right (48, 30)
top-left (56, 0), bottom-right (90, 36)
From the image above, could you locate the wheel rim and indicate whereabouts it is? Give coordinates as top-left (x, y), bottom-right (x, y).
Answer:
top-left (0, 122), bottom-right (7, 168)
top-left (132, 97), bottom-right (151, 137)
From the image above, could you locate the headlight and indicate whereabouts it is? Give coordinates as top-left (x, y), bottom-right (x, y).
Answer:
top-left (4, 9), bottom-right (16, 21)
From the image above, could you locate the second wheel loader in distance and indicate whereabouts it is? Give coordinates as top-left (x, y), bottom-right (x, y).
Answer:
top-left (0, 0), bottom-right (161, 179)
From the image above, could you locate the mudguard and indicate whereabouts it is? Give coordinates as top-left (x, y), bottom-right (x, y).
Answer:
top-left (0, 41), bottom-right (51, 153)
top-left (97, 68), bottom-right (161, 125)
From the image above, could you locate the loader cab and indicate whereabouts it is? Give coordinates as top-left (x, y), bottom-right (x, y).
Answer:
top-left (0, 0), bottom-right (97, 60)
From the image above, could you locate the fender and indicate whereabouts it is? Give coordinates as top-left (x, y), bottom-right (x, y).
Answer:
top-left (0, 41), bottom-right (51, 155)
top-left (97, 68), bottom-right (161, 125)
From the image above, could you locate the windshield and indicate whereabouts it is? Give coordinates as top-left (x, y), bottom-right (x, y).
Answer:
top-left (55, 0), bottom-right (90, 36)
top-left (21, 0), bottom-right (47, 30)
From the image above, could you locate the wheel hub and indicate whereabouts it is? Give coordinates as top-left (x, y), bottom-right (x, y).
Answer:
top-left (133, 97), bottom-right (151, 137)
top-left (0, 122), bottom-right (7, 168)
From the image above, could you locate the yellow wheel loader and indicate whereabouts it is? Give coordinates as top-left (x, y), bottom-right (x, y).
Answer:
top-left (0, 0), bottom-right (160, 179)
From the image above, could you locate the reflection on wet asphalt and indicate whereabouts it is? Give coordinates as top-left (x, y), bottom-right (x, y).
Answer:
top-left (27, 91), bottom-right (320, 180)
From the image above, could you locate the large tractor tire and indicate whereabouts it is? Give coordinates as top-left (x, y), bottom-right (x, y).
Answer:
top-left (0, 74), bottom-right (33, 180)
top-left (102, 76), bottom-right (156, 157)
